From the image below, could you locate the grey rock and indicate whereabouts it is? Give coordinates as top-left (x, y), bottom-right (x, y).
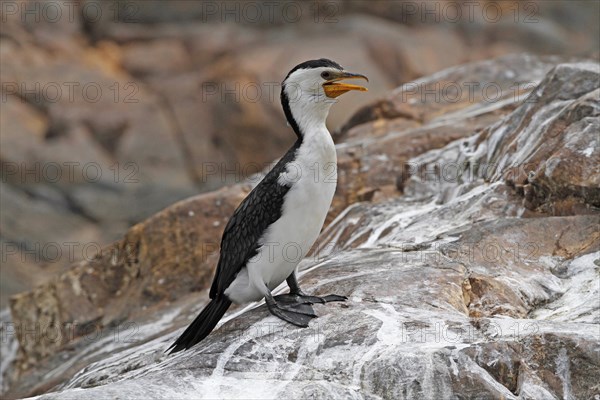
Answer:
top-left (4, 56), bottom-right (599, 400)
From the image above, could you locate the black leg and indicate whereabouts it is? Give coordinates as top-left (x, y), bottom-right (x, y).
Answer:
top-left (286, 271), bottom-right (303, 295)
top-left (277, 271), bottom-right (348, 304)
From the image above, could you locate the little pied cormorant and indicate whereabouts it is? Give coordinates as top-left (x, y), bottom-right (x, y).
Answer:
top-left (168, 59), bottom-right (368, 353)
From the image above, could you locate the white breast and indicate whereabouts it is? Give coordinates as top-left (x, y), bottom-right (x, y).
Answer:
top-left (225, 127), bottom-right (337, 304)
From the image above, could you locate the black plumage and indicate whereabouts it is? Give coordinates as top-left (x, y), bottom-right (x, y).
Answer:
top-left (209, 139), bottom-right (302, 298)
top-left (284, 58), bottom-right (343, 78)
top-left (168, 140), bottom-right (301, 353)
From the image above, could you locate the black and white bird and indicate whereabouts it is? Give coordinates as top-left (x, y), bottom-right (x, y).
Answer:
top-left (168, 59), bottom-right (368, 353)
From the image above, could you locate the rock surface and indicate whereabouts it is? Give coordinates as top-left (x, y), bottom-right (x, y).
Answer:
top-left (3, 55), bottom-right (598, 399)
top-left (2, 0), bottom-right (600, 309)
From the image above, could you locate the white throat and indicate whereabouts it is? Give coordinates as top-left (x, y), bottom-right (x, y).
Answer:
top-left (290, 97), bottom-right (335, 160)
top-left (287, 93), bottom-right (334, 140)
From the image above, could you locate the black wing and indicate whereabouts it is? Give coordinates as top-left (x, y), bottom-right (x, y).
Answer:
top-left (209, 141), bottom-right (301, 299)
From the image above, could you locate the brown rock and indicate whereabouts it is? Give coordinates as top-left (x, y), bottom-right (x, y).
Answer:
top-left (8, 184), bottom-right (249, 378)
top-left (120, 39), bottom-right (193, 77)
top-left (330, 54), bottom-right (567, 220)
top-left (475, 63), bottom-right (599, 213)
top-left (338, 53), bottom-right (567, 135)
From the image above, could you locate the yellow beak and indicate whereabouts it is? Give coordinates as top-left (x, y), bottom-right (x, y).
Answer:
top-left (323, 72), bottom-right (369, 98)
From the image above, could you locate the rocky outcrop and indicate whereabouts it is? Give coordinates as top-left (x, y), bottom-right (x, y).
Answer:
top-left (3, 54), bottom-right (598, 399)
top-left (2, 0), bottom-right (599, 310)
top-left (3, 53), bottom-right (558, 384)
top-left (8, 185), bottom-right (249, 373)
top-left (331, 54), bottom-right (568, 218)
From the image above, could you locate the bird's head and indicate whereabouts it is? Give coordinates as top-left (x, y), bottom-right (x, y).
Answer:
top-left (281, 58), bottom-right (368, 138)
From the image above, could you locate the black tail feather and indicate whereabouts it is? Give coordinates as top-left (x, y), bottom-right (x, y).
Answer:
top-left (167, 297), bottom-right (232, 354)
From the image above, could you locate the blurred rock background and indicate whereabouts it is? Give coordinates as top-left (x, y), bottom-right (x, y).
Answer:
top-left (1, 0), bottom-right (599, 313)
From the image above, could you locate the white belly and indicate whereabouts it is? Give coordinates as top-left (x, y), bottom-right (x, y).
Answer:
top-left (225, 132), bottom-right (337, 304)
top-left (260, 168), bottom-right (336, 288)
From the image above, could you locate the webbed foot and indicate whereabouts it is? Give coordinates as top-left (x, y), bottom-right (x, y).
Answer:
top-left (265, 299), bottom-right (317, 327)
top-left (278, 292), bottom-right (348, 304)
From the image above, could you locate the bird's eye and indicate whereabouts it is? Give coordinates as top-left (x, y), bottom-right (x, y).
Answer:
top-left (321, 71), bottom-right (331, 80)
